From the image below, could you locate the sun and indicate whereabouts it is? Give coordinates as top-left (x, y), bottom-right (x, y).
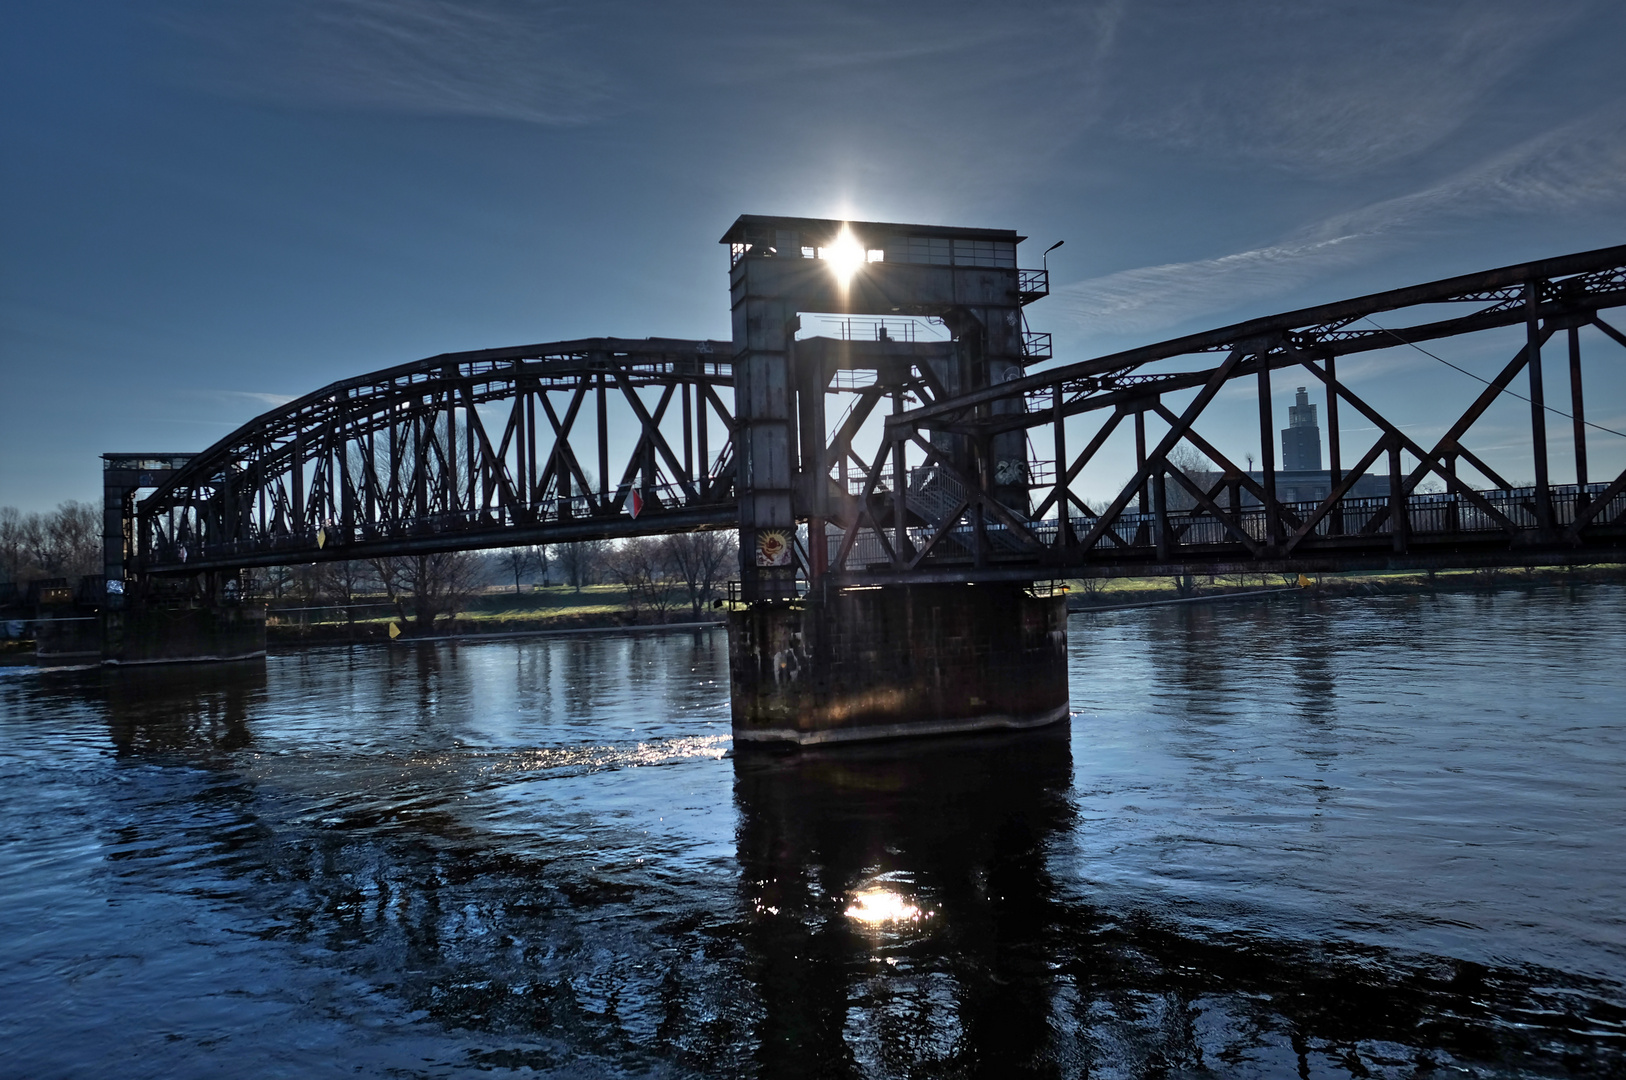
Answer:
top-left (821, 226), bottom-right (867, 285)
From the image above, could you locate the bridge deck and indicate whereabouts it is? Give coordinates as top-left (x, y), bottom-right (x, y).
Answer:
top-left (126, 245), bottom-right (1626, 587)
top-left (831, 482), bottom-right (1625, 584)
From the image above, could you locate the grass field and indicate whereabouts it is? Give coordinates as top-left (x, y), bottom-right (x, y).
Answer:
top-left (1063, 564), bottom-right (1626, 607)
top-left (263, 582), bottom-right (720, 642)
top-left (262, 565), bottom-right (1624, 638)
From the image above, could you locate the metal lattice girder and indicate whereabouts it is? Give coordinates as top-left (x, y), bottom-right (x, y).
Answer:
top-left (825, 245), bottom-right (1626, 583)
top-left (898, 246), bottom-right (1626, 436)
top-left (130, 244), bottom-right (1626, 586)
top-left (136, 339), bottom-right (738, 573)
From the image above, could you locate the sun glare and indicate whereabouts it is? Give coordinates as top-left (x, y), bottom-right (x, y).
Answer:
top-left (844, 887), bottom-right (928, 926)
top-left (820, 227), bottom-right (868, 285)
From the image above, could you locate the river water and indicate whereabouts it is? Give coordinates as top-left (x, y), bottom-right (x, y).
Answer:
top-left (1, 586), bottom-right (1622, 1078)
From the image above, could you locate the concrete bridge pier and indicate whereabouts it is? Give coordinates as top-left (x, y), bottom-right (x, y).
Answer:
top-left (100, 600), bottom-right (266, 666)
top-left (96, 453), bottom-right (269, 666)
top-left (728, 582), bottom-right (1069, 746)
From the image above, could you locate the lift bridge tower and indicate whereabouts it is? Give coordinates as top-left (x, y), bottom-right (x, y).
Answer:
top-left (721, 216), bottom-right (1069, 745)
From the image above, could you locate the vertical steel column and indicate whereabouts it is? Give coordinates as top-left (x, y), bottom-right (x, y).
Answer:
top-left (387, 408), bottom-right (400, 519)
top-left (1388, 440), bottom-right (1407, 552)
top-left (806, 342), bottom-right (829, 582)
top-left (1052, 384), bottom-right (1068, 547)
top-left (1525, 280), bottom-right (1553, 531)
top-left (1257, 359), bottom-right (1280, 548)
top-left (1569, 324), bottom-right (1588, 493)
top-left (1446, 452), bottom-right (1460, 532)
top-left (1152, 464), bottom-right (1169, 561)
top-left (1133, 408), bottom-right (1149, 548)
top-left (365, 427), bottom-right (376, 527)
top-left (1134, 410), bottom-right (1149, 515)
top-left (464, 386), bottom-right (475, 516)
top-left (516, 386), bottom-right (531, 517)
top-left (414, 412), bottom-right (429, 521)
top-left (641, 391), bottom-right (655, 511)
top-left (445, 382), bottom-right (459, 518)
top-left (597, 373), bottom-right (609, 509)
top-left (1325, 355), bottom-right (1343, 536)
top-left (697, 372), bottom-right (711, 498)
top-left (292, 431), bottom-right (304, 533)
top-left (891, 428), bottom-right (908, 568)
top-left (338, 405), bottom-right (352, 530)
top-left (681, 376), bottom-right (694, 482)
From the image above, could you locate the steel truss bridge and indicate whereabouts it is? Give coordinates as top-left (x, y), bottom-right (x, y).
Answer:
top-left (134, 246), bottom-right (1626, 584)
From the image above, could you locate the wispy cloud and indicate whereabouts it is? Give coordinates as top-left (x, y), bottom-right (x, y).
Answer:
top-left (161, 0), bottom-right (610, 125)
top-left (153, 0), bottom-right (1589, 180)
top-left (1050, 108), bottom-right (1626, 337)
top-left (203, 390), bottom-right (298, 409)
top-left (1082, 1), bottom-right (1589, 175)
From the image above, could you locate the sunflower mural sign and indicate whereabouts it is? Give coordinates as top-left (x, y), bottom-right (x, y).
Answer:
top-left (755, 530), bottom-right (792, 567)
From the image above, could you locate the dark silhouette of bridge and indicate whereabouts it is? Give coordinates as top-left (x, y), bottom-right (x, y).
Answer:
top-left (127, 244), bottom-right (1626, 586)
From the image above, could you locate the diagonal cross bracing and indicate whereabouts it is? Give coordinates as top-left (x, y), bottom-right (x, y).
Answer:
top-left (131, 247), bottom-right (1626, 583)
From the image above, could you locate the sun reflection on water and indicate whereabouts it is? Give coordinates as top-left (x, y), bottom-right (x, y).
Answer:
top-left (844, 887), bottom-right (931, 926)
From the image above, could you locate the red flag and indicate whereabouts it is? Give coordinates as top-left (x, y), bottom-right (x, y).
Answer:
top-left (631, 490), bottom-right (644, 518)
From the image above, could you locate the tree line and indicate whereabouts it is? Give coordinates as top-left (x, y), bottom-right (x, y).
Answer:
top-left (1, 497), bottom-right (738, 630)
top-left (0, 502), bottom-right (101, 585)
top-left (255, 531), bottom-right (739, 631)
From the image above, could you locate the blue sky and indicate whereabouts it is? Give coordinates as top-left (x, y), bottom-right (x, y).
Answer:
top-left (3, 0), bottom-right (1624, 511)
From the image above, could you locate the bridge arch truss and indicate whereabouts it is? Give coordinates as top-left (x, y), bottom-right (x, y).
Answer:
top-left (136, 338), bottom-right (740, 574)
top-left (132, 247), bottom-right (1626, 586)
top-left (832, 245), bottom-right (1626, 582)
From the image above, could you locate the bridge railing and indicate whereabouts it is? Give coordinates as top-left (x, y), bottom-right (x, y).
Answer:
top-left (826, 482), bottom-right (1625, 573)
top-left (147, 477), bottom-right (733, 569)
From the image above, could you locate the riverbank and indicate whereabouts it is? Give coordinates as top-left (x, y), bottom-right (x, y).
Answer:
top-left (5, 565), bottom-right (1621, 663)
top-left (1064, 563), bottom-right (1626, 612)
top-left (0, 640), bottom-right (34, 668)
top-left (262, 582), bottom-right (716, 647)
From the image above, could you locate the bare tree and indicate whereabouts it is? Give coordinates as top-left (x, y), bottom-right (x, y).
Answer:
top-left (19, 512), bottom-right (50, 574)
top-left (257, 564), bottom-right (296, 600)
top-left (369, 551), bottom-right (487, 632)
top-left (662, 530), bottom-right (737, 618)
top-left (496, 545), bottom-right (540, 596)
top-left (1071, 575), bottom-right (1106, 603)
top-left (0, 501), bottom-right (102, 582)
top-left (0, 507), bottom-right (23, 583)
top-left (55, 501), bottom-right (100, 578)
top-left (317, 559), bottom-right (375, 636)
top-left (555, 539), bottom-right (612, 592)
top-left (604, 537), bottom-right (680, 623)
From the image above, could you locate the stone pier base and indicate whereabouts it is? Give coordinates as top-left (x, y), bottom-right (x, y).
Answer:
top-left (101, 604), bottom-right (267, 665)
top-left (35, 617), bottom-right (105, 669)
top-left (728, 583), bottom-right (1069, 746)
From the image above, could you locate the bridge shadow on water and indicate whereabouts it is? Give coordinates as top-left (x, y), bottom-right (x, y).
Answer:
top-left (8, 634), bottom-right (1621, 1078)
top-left (732, 729), bottom-right (1078, 1078)
top-left (731, 727), bottom-right (1624, 1079)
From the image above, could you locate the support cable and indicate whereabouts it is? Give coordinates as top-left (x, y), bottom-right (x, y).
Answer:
top-left (1361, 317), bottom-right (1626, 440)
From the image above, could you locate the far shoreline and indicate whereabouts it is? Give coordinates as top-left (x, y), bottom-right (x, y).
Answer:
top-left (3, 565), bottom-right (1622, 666)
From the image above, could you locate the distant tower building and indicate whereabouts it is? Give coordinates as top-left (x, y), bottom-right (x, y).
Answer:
top-left (1281, 386), bottom-right (1322, 471)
